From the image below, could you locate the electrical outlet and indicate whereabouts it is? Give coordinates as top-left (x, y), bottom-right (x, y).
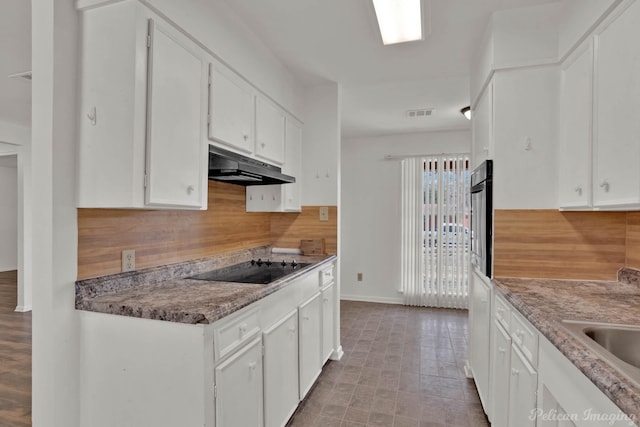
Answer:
top-left (122, 249), bottom-right (135, 272)
top-left (357, 273), bottom-right (363, 282)
top-left (319, 206), bottom-right (329, 221)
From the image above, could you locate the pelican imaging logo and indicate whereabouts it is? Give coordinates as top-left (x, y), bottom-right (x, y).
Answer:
top-left (529, 408), bottom-right (636, 425)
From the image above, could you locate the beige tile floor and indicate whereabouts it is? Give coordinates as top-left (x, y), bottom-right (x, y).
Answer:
top-left (287, 300), bottom-right (490, 427)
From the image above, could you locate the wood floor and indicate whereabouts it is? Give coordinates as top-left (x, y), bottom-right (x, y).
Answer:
top-left (0, 271), bottom-right (31, 426)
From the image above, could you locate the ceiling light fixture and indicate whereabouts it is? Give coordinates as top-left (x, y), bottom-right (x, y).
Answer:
top-left (372, 0), bottom-right (423, 45)
top-left (460, 106), bottom-right (471, 120)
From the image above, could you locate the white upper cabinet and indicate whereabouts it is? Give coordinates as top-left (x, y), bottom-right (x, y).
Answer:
top-left (145, 19), bottom-right (207, 208)
top-left (558, 40), bottom-right (593, 209)
top-left (282, 118), bottom-right (302, 212)
top-left (472, 81), bottom-right (493, 169)
top-left (592, 0), bottom-right (640, 209)
top-left (77, 1), bottom-right (207, 209)
top-left (208, 63), bottom-right (255, 154)
top-left (255, 97), bottom-right (285, 165)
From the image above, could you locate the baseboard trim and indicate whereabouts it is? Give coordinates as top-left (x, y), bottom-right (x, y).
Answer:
top-left (330, 346), bottom-right (344, 361)
top-left (340, 294), bottom-right (404, 305)
top-left (15, 305), bottom-right (32, 313)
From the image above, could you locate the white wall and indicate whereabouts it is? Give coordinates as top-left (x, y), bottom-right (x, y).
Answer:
top-left (340, 130), bottom-right (471, 304)
top-left (301, 83), bottom-right (341, 206)
top-left (0, 164), bottom-right (17, 272)
top-left (32, 0), bottom-right (79, 425)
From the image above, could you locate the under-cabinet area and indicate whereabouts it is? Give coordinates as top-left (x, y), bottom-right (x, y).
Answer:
top-left (76, 252), bottom-right (340, 427)
top-left (468, 270), bottom-right (640, 427)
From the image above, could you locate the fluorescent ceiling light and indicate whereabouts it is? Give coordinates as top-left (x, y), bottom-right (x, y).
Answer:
top-left (372, 0), bottom-right (423, 45)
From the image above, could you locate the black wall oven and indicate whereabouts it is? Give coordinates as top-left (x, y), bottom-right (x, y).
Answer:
top-left (470, 160), bottom-right (493, 277)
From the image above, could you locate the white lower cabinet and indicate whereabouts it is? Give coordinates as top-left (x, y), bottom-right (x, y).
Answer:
top-left (488, 290), bottom-right (538, 426)
top-left (490, 320), bottom-right (511, 427)
top-left (298, 293), bottom-right (322, 399)
top-left (215, 337), bottom-right (264, 427)
top-left (321, 282), bottom-right (335, 364)
top-left (508, 345), bottom-right (537, 427)
top-left (78, 260), bottom-right (340, 427)
top-left (537, 336), bottom-right (634, 427)
top-left (263, 310), bottom-right (299, 427)
top-left (469, 267), bottom-right (492, 413)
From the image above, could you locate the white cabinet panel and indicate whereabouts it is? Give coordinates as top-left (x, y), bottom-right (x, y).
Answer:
top-left (593, 0), bottom-right (640, 208)
top-left (321, 283), bottom-right (335, 364)
top-left (263, 310), bottom-right (299, 427)
top-left (559, 40), bottom-right (593, 209)
top-left (208, 63), bottom-right (254, 154)
top-left (490, 320), bottom-right (511, 427)
top-left (298, 292), bottom-right (322, 399)
top-left (469, 268), bottom-right (492, 413)
top-left (215, 337), bottom-right (264, 427)
top-left (472, 81), bottom-right (493, 169)
top-left (509, 345), bottom-right (537, 427)
top-left (145, 19), bottom-right (207, 208)
top-left (282, 118), bottom-right (302, 211)
top-left (77, 3), bottom-right (207, 209)
top-left (255, 97), bottom-right (285, 165)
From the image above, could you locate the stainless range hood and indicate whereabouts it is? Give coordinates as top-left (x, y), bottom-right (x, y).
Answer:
top-left (208, 145), bottom-right (295, 186)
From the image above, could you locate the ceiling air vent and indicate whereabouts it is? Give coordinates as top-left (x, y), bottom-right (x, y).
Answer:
top-left (406, 108), bottom-right (433, 118)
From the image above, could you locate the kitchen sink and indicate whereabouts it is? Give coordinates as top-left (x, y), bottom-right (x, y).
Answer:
top-left (562, 320), bottom-right (640, 388)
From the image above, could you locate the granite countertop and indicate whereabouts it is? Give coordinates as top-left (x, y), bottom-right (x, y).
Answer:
top-left (493, 270), bottom-right (640, 423)
top-left (76, 246), bottom-right (336, 325)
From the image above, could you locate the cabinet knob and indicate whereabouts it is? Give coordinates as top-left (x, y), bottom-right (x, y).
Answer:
top-left (574, 186), bottom-right (582, 195)
top-left (600, 181), bottom-right (610, 192)
top-left (261, 143), bottom-right (266, 148)
top-left (243, 134), bottom-right (249, 141)
top-left (239, 323), bottom-right (247, 335)
top-left (323, 297), bottom-right (329, 303)
top-left (186, 185), bottom-right (195, 195)
top-left (248, 361), bottom-right (257, 371)
top-left (303, 315), bottom-right (310, 321)
top-left (288, 326), bottom-right (296, 333)
top-left (511, 368), bottom-right (520, 376)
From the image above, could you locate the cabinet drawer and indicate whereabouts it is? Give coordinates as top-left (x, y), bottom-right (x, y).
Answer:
top-left (213, 306), bottom-right (261, 361)
top-left (319, 266), bottom-right (334, 287)
top-left (510, 309), bottom-right (538, 367)
top-left (494, 292), bottom-right (511, 330)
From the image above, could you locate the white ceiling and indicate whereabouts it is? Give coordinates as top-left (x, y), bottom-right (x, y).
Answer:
top-left (0, 1), bottom-right (559, 139)
top-left (222, 0), bottom-right (559, 138)
top-left (0, 0), bottom-right (31, 128)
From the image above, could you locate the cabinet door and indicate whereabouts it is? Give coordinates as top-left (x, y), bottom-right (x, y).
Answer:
top-left (145, 19), bottom-right (207, 208)
top-left (559, 40), bottom-right (593, 209)
top-left (469, 268), bottom-right (492, 413)
top-left (263, 311), bottom-right (299, 427)
top-left (298, 293), bottom-right (322, 400)
top-left (208, 63), bottom-right (254, 154)
top-left (255, 97), bottom-right (285, 165)
top-left (282, 118), bottom-right (302, 212)
top-left (509, 345), bottom-right (537, 427)
top-left (593, 0), bottom-right (640, 208)
top-left (490, 320), bottom-right (511, 427)
top-left (321, 283), bottom-right (335, 364)
top-left (215, 337), bottom-right (264, 427)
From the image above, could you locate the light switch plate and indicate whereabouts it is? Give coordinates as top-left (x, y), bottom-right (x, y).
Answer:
top-left (319, 206), bottom-right (329, 221)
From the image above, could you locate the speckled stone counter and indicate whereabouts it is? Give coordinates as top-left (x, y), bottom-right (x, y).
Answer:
top-left (76, 246), bottom-right (336, 325)
top-left (493, 268), bottom-right (640, 423)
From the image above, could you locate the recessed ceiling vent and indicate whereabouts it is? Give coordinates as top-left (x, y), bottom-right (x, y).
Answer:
top-left (406, 108), bottom-right (433, 118)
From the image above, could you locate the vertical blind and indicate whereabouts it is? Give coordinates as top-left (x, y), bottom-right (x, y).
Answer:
top-left (401, 155), bottom-right (470, 309)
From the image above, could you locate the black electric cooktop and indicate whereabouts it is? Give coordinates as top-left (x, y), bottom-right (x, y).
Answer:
top-left (187, 260), bottom-right (311, 285)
